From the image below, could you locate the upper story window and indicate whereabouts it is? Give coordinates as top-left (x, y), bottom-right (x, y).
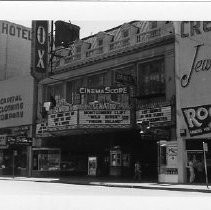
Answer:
top-left (138, 59), bottom-right (165, 98)
top-left (122, 29), bottom-right (129, 38)
top-left (150, 21), bottom-right (157, 29)
top-left (75, 45), bottom-right (82, 53)
top-left (87, 74), bottom-right (106, 103)
top-left (98, 39), bottom-right (103, 46)
top-left (66, 79), bottom-right (83, 105)
top-left (44, 83), bottom-right (64, 102)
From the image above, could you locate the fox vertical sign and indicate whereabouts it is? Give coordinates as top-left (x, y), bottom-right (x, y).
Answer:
top-left (31, 21), bottom-right (49, 79)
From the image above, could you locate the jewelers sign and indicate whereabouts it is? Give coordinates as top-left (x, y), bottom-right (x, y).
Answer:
top-left (175, 21), bottom-right (211, 137)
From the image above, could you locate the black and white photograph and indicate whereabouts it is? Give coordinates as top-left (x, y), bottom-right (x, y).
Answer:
top-left (0, 1), bottom-right (211, 210)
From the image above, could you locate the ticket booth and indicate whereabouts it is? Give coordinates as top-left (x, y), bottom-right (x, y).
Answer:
top-left (158, 140), bottom-right (178, 183)
top-left (110, 146), bottom-right (122, 176)
top-left (88, 156), bottom-right (97, 176)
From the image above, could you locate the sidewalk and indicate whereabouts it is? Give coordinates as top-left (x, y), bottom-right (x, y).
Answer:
top-left (0, 176), bottom-right (211, 193)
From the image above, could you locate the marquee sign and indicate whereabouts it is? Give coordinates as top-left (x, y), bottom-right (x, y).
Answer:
top-left (79, 110), bottom-right (130, 126)
top-left (79, 86), bottom-right (129, 94)
top-left (136, 106), bottom-right (171, 127)
top-left (48, 110), bottom-right (78, 131)
top-left (182, 104), bottom-right (211, 136)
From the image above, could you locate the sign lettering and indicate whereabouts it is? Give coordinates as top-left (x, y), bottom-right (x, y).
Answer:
top-left (0, 95), bottom-right (24, 121)
top-left (136, 106), bottom-right (171, 127)
top-left (180, 44), bottom-right (211, 88)
top-left (182, 104), bottom-right (211, 136)
top-left (1, 22), bottom-right (31, 40)
top-left (79, 86), bottom-right (129, 94)
top-left (32, 20), bottom-right (48, 74)
top-left (181, 21), bottom-right (211, 38)
top-left (79, 110), bottom-right (130, 125)
top-left (36, 50), bottom-right (45, 68)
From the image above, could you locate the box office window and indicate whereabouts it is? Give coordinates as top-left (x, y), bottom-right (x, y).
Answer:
top-left (138, 59), bottom-right (165, 98)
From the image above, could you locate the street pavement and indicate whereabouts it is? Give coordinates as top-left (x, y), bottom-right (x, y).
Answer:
top-left (0, 175), bottom-right (211, 193)
top-left (0, 177), bottom-right (210, 210)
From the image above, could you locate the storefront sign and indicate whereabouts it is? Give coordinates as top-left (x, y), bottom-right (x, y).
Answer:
top-left (79, 86), bottom-right (129, 94)
top-left (0, 95), bottom-right (23, 121)
top-left (136, 106), bottom-right (171, 127)
top-left (7, 136), bottom-right (32, 146)
top-left (0, 76), bottom-right (34, 128)
top-left (182, 104), bottom-right (211, 136)
top-left (79, 110), bottom-right (130, 125)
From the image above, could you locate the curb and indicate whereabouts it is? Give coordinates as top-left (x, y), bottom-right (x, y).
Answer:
top-left (0, 177), bottom-right (210, 193)
top-left (56, 180), bottom-right (211, 193)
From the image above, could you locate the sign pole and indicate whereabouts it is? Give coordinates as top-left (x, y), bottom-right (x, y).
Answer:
top-left (203, 142), bottom-right (209, 189)
top-left (12, 150), bottom-right (15, 179)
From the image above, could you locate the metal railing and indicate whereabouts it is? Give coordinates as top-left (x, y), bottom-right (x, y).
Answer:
top-left (53, 26), bottom-right (173, 68)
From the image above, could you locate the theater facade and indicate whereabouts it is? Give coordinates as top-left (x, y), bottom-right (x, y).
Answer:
top-left (34, 21), bottom-right (177, 182)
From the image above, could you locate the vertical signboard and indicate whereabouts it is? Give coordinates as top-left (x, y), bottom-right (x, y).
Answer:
top-left (175, 21), bottom-right (211, 138)
top-left (31, 21), bottom-right (49, 79)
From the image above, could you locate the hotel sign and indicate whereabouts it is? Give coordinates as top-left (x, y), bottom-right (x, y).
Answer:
top-left (136, 106), bottom-right (171, 127)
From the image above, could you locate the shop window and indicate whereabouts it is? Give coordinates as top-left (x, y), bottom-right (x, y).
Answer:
top-left (33, 149), bottom-right (60, 171)
top-left (150, 21), bottom-right (157, 29)
top-left (138, 59), bottom-right (165, 98)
